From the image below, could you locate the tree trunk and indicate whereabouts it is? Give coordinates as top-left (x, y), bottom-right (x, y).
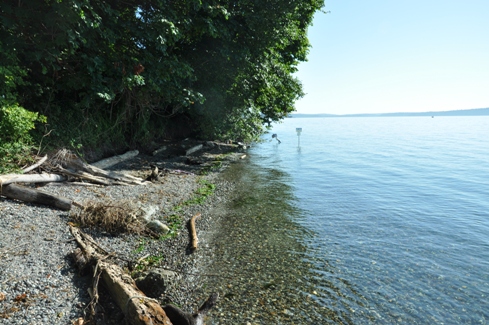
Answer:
top-left (0, 183), bottom-right (72, 210)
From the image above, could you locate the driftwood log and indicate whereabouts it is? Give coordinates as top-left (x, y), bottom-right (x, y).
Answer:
top-left (69, 225), bottom-right (173, 325)
top-left (69, 225), bottom-right (218, 325)
top-left (91, 150), bottom-right (139, 169)
top-left (0, 173), bottom-right (67, 186)
top-left (52, 152), bottom-right (146, 186)
top-left (185, 144), bottom-right (203, 156)
top-left (0, 183), bottom-right (72, 210)
top-left (0, 150), bottom-right (146, 209)
top-left (189, 213), bottom-right (202, 251)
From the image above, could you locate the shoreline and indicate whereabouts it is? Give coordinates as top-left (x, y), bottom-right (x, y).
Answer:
top-left (190, 159), bottom-right (330, 324)
top-left (0, 141), bottom-right (245, 324)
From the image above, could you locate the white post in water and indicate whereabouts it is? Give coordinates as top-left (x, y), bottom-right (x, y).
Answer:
top-left (296, 128), bottom-right (302, 147)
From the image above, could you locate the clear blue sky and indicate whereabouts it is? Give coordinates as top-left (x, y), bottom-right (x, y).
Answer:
top-left (294, 0), bottom-right (489, 115)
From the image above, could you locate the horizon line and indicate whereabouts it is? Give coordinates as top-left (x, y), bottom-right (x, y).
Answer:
top-left (292, 107), bottom-right (489, 117)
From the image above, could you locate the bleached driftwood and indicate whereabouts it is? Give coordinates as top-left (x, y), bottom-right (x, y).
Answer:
top-left (0, 149), bottom-right (147, 209)
top-left (51, 150), bottom-right (146, 186)
top-left (22, 155), bottom-right (48, 173)
top-left (44, 181), bottom-right (103, 187)
top-left (92, 150), bottom-right (139, 169)
top-left (0, 183), bottom-right (72, 211)
top-left (69, 225), bottom-right (172, 325)
top-left (185, 144), bottom-right (203, 156)
top-left (189, 213), bottom-right (201, 251)
top-left (0, 173), bottom-right (67, 186)
top-left (54, 166), bottom-right (122, 186)
top-left (152, 146), bottom-right (167, 156)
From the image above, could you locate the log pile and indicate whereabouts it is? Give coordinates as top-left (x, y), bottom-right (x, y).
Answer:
top-left (0, 149), bottom-right (146, 210)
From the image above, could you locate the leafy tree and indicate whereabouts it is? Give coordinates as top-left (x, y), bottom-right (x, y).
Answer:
top-left (186, 0), bottom-right (323, 141)
top-left (0, 0), bottom-right (324, 156)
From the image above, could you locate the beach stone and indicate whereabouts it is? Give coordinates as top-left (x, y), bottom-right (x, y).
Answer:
top-left (137, 204), bottom-right (159, 222)
top-left (136, 269), bottom-right (177, 298)
top-left (146, 220), bottom-right (170, 234)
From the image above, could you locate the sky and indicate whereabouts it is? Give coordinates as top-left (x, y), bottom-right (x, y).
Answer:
top-left (294, 0), bottom-right (489, 115)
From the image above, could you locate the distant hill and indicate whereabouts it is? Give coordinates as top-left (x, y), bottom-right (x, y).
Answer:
top-left (291, 107), bottom-right (489, 118)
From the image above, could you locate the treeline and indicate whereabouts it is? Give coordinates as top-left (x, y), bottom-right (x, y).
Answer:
top-left (0, 0), bottom-right (323, 168)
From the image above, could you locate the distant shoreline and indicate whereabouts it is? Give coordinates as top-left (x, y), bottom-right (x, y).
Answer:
top-left (291, 107), bottom-right (489, 118)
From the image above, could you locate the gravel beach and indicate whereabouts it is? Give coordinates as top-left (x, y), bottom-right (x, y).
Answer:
top-left (0, 141), bottom-right (245, 324)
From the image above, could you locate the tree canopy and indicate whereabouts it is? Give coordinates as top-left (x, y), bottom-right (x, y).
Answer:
top-left (0, 0), bottom-right (324, 153)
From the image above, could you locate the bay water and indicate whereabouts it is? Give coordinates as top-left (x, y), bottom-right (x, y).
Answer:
top-left (205, 116), bottom-right (489, 324)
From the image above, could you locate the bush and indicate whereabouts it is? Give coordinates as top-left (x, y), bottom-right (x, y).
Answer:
top-left (0, 102), bottom-right (46, 174)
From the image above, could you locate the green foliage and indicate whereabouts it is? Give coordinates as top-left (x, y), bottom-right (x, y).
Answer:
top-left (0, 102), bottom-right (46, 173)
top-left (0, 0), bottom-right (325, 150)
top-left (184, 179), bottom-right (216, 205)
top-left (0, 103), bottom-right (46, 142)
top-left (133, 254), bottom-right (165, 273)
top-left (0, 141), bottom-right (34, 174)
top-left (132, 238), bottom-right (148, 254)
top-left (160, 214), bottom-right (184, 240)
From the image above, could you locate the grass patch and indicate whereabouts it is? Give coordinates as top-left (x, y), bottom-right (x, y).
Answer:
top-left (182, 179), bottom-right (215, 206)
top-left (131, 254), bottom-right (165, 277)
top-left (200, 154), bottom-right (230, 175)
top-left (159, 214), bottom-right (184, 240)
top-left (132, 238), bottom-right (148, 254)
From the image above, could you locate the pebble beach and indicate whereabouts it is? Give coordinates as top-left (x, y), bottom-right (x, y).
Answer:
top-left (0, 141), bottom-right (242, 324)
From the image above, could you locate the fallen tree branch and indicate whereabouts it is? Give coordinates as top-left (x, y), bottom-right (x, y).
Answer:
top-left (0, 183), bottom-right (72, 211)
top-left (69, 225), bottom-right (173, 325)
top-left (22, 155), bottom-right (48, 173)
top-left (189, 213), bottom-right (202, 251)
top-left (43, 181), bottom-right (103, 187)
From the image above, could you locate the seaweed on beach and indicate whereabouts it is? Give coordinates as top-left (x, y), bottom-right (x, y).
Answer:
top-left (70, 200), bottom-right (146, 234)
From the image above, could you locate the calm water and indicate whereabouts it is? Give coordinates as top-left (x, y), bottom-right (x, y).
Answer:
top-left (206, 116), bottom-right (489, 324)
